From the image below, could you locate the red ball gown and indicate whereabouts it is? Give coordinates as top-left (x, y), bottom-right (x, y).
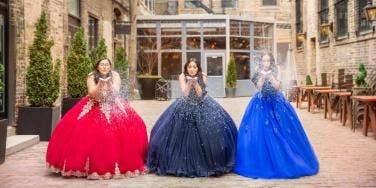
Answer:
top-left (46, 93), bottom-right (148, 179)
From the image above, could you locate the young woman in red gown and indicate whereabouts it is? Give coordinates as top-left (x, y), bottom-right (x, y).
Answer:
top-left (46, 58), bottom-right (148, 179)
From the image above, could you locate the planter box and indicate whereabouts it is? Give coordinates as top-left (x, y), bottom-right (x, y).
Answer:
top-left (0, 119), bottom-right (8, 165)
top-left (352, 87), bottom-right (370, 95)
top-left (61, 97), bottom-right (81, 117)
top-left (138, 77), bottom-right (161, 100)
top-left (226, 88), bottom-right (236, 98)
top-left (17, 106), bottom-right (60, 141)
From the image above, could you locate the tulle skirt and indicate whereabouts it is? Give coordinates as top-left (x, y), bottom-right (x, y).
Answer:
top-left (46, 96), bottom-right (148, 179)
top-left (147, 95), bottom-right (238, 177)
top-left (235, 92), bottom-right (319, 179)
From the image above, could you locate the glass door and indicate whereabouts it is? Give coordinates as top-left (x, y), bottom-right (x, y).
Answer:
top-left (204, 52), bottom-right (225, 97)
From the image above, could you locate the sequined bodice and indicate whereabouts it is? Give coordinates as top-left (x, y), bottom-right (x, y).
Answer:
top-left (185, 75), bottom-right (207, 103)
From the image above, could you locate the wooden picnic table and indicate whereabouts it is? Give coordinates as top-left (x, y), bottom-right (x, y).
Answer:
top-left (332, 92), bottom-right (352, 126)
top-left (351, 96), bottom-right (376, 139)
top-left (300, 86), bottom-right (332, 112)
top-left (315, 89), bottom-right (341, 120)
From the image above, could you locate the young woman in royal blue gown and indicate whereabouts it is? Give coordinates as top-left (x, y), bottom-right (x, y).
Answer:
top-left (235, 52), bottom-right (319, 179)
top-left (147, 58), bottom-right (238, 177)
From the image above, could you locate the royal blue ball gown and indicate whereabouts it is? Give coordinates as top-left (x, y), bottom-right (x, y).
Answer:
top-left (235, 74), bottom-right (319, 179)
top-left (147, 75), bottom-right (238, 177)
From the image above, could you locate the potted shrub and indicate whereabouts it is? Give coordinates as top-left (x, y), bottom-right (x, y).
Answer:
top-left (353, 63), bottom-right (370, 95)
top-left (226, 53), bottom-right (237, 97)
top-left (17, 12), bottom-right (61, 141)
top-left (114, 47), bottom-right (129, 99)
top-left (0, 63), bottom-right (6, 164)
top-left (305, 75), bottom-right (313, 85)
top-left (61, 27), bottom-right (91, 116)
top-left (137, 49), bottom-right (161, 100)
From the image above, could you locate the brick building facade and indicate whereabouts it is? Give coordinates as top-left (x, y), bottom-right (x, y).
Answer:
top-left (4, 0), bottom-right (152, 129)
top-left (291, 0), bottom-right (376, 87)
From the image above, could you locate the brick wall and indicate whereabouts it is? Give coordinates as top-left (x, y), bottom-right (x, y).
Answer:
top-left (292, 0), bottom-right (376, 86)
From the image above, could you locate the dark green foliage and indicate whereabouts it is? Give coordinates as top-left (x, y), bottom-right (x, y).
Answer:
top-left (67, 27), bottom-right (91, 98)
top-left (114, 47), bottom-right (129, 98)
top-left (0, 64), bottom-right (4, 93)
top-left (226, 53), bottom-right (237, 88)
top-left (26, 11), bottom-right (60, 107)
top-left (114, 47), bottom-right (129, 81)
top-left (90, 38), bottom-right (107, 67)
top-left (306, 75), bottom-right (313, 85)
top-left (355, 63), bottom-right (368, 87)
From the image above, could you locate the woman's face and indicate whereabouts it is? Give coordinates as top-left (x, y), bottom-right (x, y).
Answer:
top-left (187, 61), bottom-right (198, 76)
top-left (262, 54), bottom-right (271, 71)
top-left (97, 59), bottom-right (111, 75)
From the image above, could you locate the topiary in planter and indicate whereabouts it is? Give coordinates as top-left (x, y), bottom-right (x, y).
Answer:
top-left (306, 75), bottom-right (313, 85)
top-left (26, 11), bottom-right (60, 107)
top-left (226, 53), bottom-right (237, 88)
top-left (355, 63), bottom-right (368, 87)
top-left (18, 11), bottom-right (61, 141)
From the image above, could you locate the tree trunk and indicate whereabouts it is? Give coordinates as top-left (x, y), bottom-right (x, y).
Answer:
top-left (128, 0), bottom-right (138, 99)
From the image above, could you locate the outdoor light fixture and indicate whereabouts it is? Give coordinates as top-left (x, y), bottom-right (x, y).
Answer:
top-left (297, 32), bottom-right (306, 42)
top-left (320, 22), bottom-right (333, 35)
top-left (364, 0), bottom-right (376, 25)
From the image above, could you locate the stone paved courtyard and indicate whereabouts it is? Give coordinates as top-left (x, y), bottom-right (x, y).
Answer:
top-left (1, 97), bottom-right (376, 187)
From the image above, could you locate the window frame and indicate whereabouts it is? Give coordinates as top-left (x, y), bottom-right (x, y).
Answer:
top-left (335, 0), bottom-right (349, 39)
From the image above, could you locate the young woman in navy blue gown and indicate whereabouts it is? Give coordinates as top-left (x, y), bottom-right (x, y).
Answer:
top-left (147, 58), bottom-right (238, 177)
top-left (235, 52), bottom-right (319, 179)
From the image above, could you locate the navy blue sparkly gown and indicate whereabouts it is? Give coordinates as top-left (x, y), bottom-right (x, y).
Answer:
top-left (235, 72), bottom-right (319, 179)
top-left (147, 74), bottom-right (237, 177)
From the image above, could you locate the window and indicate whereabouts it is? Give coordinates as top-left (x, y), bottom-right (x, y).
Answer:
top-left (335, 0), bottom-right (348, 38)
top-left (358, 0), bottom-right (372, 33)
top-left (204, 37), bottom-right (226, 49)
top-left (319, 0), bottom-right (329, 42)
top-left (222, 0), bottom-right (238, 8)
top-left (88, 16), bottom-right (98, 50)
top-left (296, 0), bottom-right (303, 47)
top-left (185, 0), bottom-right (198, 8)
top-left (68, 0), bottom-right (80, 17)
top-left (162, 52), bottom-right (182, 80)
top-left (230, 37), bottom-right (250, 50)
top-left (233, 53), bottom-right (250, 80)
top-left (262, 0), bottom-right (277, 6)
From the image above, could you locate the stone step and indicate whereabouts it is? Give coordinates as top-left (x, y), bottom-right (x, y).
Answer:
top-left (6, 135), bottom-right (40, 156)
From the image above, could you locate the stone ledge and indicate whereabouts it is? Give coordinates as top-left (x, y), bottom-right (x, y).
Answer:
top-left (6, 135), bottom-right (40, 156)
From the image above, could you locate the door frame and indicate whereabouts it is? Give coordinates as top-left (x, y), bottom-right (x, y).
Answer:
top-left (203, 51), bottom-right (226, 97)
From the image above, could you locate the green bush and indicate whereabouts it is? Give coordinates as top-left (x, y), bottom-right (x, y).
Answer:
top-left (306, 75), bottom-right (313, 85)
top-left (90, 38), bottom-right (107, 67)
top-left (67, 27), bottom-right (91, 98)
top-left (355, 63), bottom-right (368, 87)
top-left (114, 47), bottom-right (129, 81)
top-left (114, 47), bottom-right (129, 98)
top-left (226, 53), bottom-right (237, 88)
top-left (26, 11), bottom-right (60, 107)
top-left (0, 64), bottom-right (4, 93)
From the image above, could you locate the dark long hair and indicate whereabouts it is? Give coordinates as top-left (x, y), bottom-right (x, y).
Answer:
top-left (94, 58), bottom-right (113, 84)
top-left (183, 58), bottom-right (202, 77)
